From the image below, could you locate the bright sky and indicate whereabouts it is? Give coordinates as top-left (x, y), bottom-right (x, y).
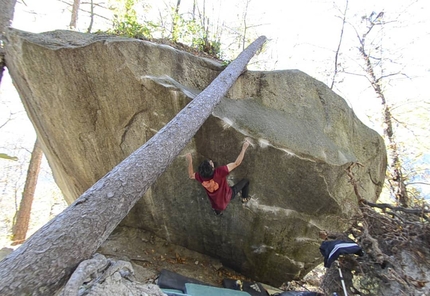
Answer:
top-left (11, 0), bottom-right (429, 130)
top-left (10, 0), bottom-right (430, 77)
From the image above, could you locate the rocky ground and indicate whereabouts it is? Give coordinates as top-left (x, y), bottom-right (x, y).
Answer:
top-left (96, 225), bottom-right (325, 294)
top-left (96, 226), bottom-right (291, 294)
top-left (1, 225), bottom-right (322, 295)
top-left (97, 225), bottom-right (239, 286)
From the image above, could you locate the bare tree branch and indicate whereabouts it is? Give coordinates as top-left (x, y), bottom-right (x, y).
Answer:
top-left (330, 0), bottom-right (349, 89)
top-left (361, 199), bottom-right (430, 216)
top-left (407, 182), bottom-right (430, 186)
top-left (0, 114), bottom-right (14, 129)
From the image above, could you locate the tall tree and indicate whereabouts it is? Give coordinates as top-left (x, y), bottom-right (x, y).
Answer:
top-left (330, 0), bottom-right (349, 89)
top-left (0, 35), bottom-right (267, 295)
top-left (11, 139), bottom-right (43, 245)
top-left (355, 12), bottom-right (409, 207)
top-left (87, 0), bottom-right (94, 33)
top-left (171, 0), bottom-right (181, 42)
top-left (240, 0), bottom-right (251, 51)
top-left (224, 0), bottom-right (265, 63)
top-left (329, 3), bottom-right (418, 206)
top-left (70, 0), bottom-right (81, 29)
top-left (0, 0), bottom-right (18, 160)
top-left (0, 0), bottom-right (16, 35)
top-left (0, 0), bottom-right (17, 84)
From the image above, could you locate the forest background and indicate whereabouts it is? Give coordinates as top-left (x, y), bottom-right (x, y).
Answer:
top-left (0, 0), bottom-right (429, 249)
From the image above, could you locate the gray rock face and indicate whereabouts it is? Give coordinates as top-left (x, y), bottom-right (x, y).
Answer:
top-left (5, 29), bottom-right (386, 285)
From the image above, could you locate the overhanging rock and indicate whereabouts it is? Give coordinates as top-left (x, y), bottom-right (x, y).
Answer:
top-left (5, 29), bottom-right (386, 286)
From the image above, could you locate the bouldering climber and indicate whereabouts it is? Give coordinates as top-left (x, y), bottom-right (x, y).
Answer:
top-left (185, 138), bottom-right (251, 216)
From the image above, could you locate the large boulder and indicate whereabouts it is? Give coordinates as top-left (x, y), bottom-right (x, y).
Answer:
top-left (5, 29), bottom-right (386, 286)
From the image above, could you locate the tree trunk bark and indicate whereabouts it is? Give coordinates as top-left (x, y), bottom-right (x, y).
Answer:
top-left (11, 139), bottom-right (43, 245)
top-left (0, 0), bottom-right (17, 36)
top-left (0, 0), bottom-right (17, 84)
top-left (171, 0), bottom-right (181, 42)
top-left (69, 0), bottom-right (81, 29)
top-left (0, 35), bottom-right (266, 296)
top-left (86, 0), bottom-right (94, 33)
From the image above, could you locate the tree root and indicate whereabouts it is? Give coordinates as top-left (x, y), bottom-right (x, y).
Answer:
top-left (321, 162), bottom-right (430, 295)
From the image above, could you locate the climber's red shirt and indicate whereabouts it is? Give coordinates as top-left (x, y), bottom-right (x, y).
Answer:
top-left (195, 166), bottom-right (232, 211)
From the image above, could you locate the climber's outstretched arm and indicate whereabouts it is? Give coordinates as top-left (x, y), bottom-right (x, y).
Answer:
top-left (227, 139), bottom-right (250, 172)
top-left (186, 153), bottom-right (196, 179)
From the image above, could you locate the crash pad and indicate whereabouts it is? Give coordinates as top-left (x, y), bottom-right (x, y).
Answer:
top-left (185, 283), bottom-right (251, 296)
top-left (157, 269), bottom-right (208, 292)
top-left (161, 288), bottom-right (190, 296)
top-left (274, 292), bottom-right (322, 296)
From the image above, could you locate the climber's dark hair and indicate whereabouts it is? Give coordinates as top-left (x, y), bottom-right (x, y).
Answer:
top-left (198, 160), bottom-right (214, 178)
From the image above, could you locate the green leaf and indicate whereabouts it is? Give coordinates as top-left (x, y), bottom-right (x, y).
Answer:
top-left (0, 153), bottom-right (18, 161)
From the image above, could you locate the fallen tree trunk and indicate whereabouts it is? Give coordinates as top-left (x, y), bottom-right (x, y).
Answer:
top-left (0, 35), bottom-right (266, 295)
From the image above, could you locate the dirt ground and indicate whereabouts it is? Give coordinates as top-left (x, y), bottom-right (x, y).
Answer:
top-left (0, 225), bottom-right (320, 294)
top-left (97, 225), bottom-right (270, 289)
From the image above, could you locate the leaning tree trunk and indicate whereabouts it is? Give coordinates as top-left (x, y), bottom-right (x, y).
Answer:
top-left (12, 138), bottom-right (43, 245)
top-left (0, 35), bottom-right (267, 296)
top-left (0, 0), bottom-right (17, 84)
